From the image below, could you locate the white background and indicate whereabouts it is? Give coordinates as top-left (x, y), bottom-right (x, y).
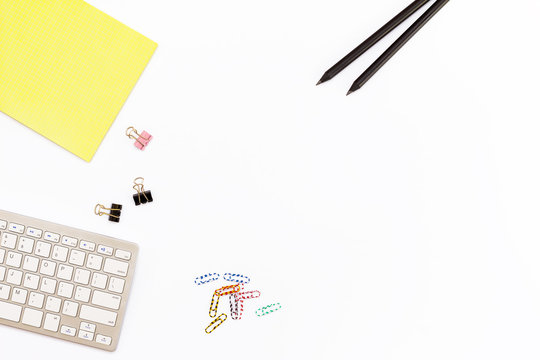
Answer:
top-left (1, 0), bottom-right (540, 358)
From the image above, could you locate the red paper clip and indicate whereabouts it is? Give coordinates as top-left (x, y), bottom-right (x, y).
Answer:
top-left (126, 126), bottom-right (153, 150)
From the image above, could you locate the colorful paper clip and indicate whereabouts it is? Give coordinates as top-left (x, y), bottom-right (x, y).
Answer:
top-left (223, 273), bottom-right (251, 284)
top-left (214, 284), bottom-right (242, 297)
top-left (94, 203), bottom-right (122, 223)
top-left (194, 273), bottom-right (220, 285)
top-left (235, 290), bottom-right (261, 300)
top-left (229, 294), bottom-right (243, 320)
top-left (126, 126), bottom-right (152, 150)
top-left (209, 293), bottom-right (220, 318)
top-left (132, 177), bottom-right (153, 206)
top-left (205, 313), bottom-right (227, 334)
top-left (256, 303), bottom-right (282, 317)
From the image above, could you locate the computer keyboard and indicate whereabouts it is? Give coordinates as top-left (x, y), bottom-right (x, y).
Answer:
top-left (0, 209), bottom-right (138, 351)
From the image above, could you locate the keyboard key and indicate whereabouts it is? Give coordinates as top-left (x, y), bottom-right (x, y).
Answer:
top-left (74, 268), bottom-right (91, 285)
top-left (103, 258), bottom-right (129, 277)
top-left (7, 269), bottom-right (23, 285)
top-left (79, 329), bottom-right (94, 341)
top-left (57, 264), bottom-right (74, 281)
top-left (61, 325), bottom-right (76, 336)
top-left (23, 255), bottom-right (39, 272)
top-left (108, 277), bottom-right (125, 294)
top-left (115, 249), bottom-right (131, 260)
top-left (39, 260), bottom-right (56, 276)
top-left (96, 334), bottom-right (112, 346)
top-left (97, 245), bottom-right (113, 256)
top-left (24, 273), bottom-right (40, 290)
top-left (0, 220), bottom-right (6, 230)
top-left (58, 282), bottom-right (74, 298)
top-left (12, 287), bottom-right (27, 304)
top-left (43, 232), bottom-right (60, 243)
top-left (8, 223), bottom-right (25, 234)
top-left (52, 245), bottom-right (68, 262)
top-left (80, 321), bottom-right (96, 332)
top-left (18, 237), bottom-right (34, 253)
top-left (1, 233), bottom-right (17, 249)
top-left (44, 313), bottom-right (60, 332)
top-left (0, 300), bottom-right (22, 322)
top-left (62, 300), bottom-right (79, 317)
top-left (80, 240), bottom-right (96, 252)
top-left (26, 227), bottom-right (42, 238)
top-left (0, 267), bottom-right (5, 282)
top-left (0, 284), bottom-right (11, 300)
top-left (22, 308), bottom-right (43, 327)
top-left (69, 249), bottom-right (86, 266)
top-left (79, 305), bottom-right (117, 326)
top-left (0, 248), bottom-right (4, 263)
top-left (45, 296), bottom-right (61, 313)
top-left (28, 292), bottom-right (45, 308)
top-left (62, 236), bottom-right (78, 247)
top-left (92, 290), bottom-right (121, 310)
top-left (75, 286), bottom-right (91, 302)
top-left (87, 254), bottom-right (103, 271)
top-left (91, 273), bottom-right (107, 289)
top-left (6, 251), bottom-right (22, 267)
top-left (40, 278), bottom-right (57, 294)
top-left (35, 241), bottom-right (52, 257)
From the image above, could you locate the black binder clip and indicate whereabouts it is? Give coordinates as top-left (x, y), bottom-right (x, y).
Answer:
top-left (94, 203), bottom-right (122, 223)
top-left (133, 177), bottom-right (153, 206)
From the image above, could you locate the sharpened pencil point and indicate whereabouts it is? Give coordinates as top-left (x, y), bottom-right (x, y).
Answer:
top-left (316, 80), bottom-right (322, 86)
top-left (346, 91), bottom-right (353, 96)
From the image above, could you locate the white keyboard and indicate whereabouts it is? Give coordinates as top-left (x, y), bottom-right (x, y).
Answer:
top-left (0, 210), bottom-right (138, 351)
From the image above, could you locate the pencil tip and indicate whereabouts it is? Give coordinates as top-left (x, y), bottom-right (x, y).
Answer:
top-left (346, 91), bottom-right (353, 96)
top-left (316, 81), bottom-right (322, 86)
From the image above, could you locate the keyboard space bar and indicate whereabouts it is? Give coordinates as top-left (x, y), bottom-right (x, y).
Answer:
top-left (0, 301), bottom-right (22, 322)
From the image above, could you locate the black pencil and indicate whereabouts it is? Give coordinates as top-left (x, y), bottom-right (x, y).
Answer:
top-left (347, 0), bottom-right (450, 95)
top-left (317, 0), bottom-right (430, 86)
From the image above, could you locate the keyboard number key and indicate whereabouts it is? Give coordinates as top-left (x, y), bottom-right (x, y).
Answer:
top-left (1, 233), bottom-right (17, 249)
top-left (52, 245), bottom-right (68, 262)
top-left (35, 241), bottom-right (52, 258)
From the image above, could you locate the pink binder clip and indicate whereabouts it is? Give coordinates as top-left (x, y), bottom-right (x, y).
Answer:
top-left (126, 126), bottom-right (152, 150)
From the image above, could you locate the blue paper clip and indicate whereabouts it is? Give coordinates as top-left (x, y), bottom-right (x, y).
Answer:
top-left (194, 273), bottom-right (220, 285)
top-left (223, 273), bottom-right (250, 284)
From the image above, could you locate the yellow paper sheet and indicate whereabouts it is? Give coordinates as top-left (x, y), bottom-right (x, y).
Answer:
top-left (0, 0), bottom-right (157, 161)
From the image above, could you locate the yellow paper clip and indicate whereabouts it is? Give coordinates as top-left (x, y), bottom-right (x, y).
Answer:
top-left (209, 293), bottom-right (220, 318)
top-left (214, 284), bottom-right (242, 297)
top-left (205, 313), bottom-right (227, 334)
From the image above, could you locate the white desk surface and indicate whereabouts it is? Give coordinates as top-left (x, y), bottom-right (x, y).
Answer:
top-left (1, 0), bottom-right (540, 358)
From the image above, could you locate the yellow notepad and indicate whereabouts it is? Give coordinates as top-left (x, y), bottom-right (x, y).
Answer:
top-left (0, 0), bottom-right (157, 161)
